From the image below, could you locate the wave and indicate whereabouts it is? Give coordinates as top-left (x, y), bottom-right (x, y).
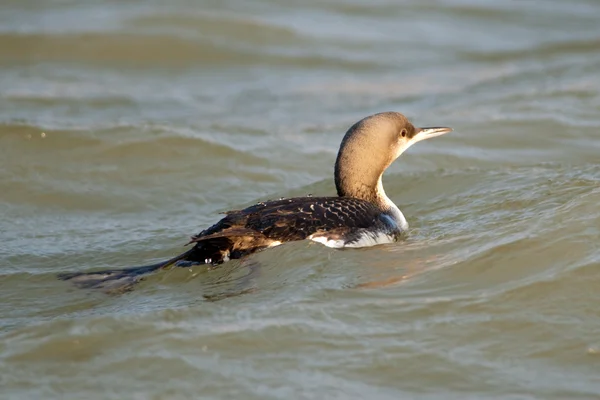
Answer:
top-left (0, 32), bottom-right (381, 70)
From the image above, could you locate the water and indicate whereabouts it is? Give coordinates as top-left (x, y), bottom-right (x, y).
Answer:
top-left (1, 0), bottom-right (600, 398)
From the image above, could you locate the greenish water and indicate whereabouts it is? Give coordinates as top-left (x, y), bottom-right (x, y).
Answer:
top-left (1, 1), bottom-right (600, 399)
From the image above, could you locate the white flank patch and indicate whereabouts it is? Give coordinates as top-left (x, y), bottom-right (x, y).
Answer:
top-left (308, 235), bottom-right (345, 249)
top-left (343, 231), bottom-right (396, 248)
top-left (268, 240), bottom-right (283, 248)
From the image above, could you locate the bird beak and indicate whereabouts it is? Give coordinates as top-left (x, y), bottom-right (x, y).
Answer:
top-left (413, 126), bottom-right (452, 142)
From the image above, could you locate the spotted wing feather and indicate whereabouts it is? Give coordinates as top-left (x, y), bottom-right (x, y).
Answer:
top-left (249, 197), bottom-right (383, 240)
top-left (184, 197), bottom-right (386, 264)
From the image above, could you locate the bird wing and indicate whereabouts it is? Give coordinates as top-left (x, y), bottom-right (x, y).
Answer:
top-left (191, 197), bottom-right (383, 244)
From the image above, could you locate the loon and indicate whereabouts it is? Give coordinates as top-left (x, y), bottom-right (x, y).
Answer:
top-left (59, 112), bottom-right (451, 291)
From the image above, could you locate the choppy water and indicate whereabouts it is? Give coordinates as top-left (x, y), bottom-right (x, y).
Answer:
top-left (1, 1), bottom-right (600, 399)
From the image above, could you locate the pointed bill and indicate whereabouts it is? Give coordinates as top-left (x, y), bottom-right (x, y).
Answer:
top-left (413, 126), bottom-right (452, 142)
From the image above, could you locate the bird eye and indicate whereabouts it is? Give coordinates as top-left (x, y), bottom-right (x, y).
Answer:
top-left (400, 129), bottom-right (407, 138)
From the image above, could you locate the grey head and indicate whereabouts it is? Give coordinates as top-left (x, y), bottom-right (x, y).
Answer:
top-left (334, 111), bottom-right (451, 211)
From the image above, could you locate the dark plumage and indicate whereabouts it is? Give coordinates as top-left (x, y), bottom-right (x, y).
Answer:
top-left (58, 112), bottom-right (451, 292)
top-left (183, 196), bottom-right (397, 264)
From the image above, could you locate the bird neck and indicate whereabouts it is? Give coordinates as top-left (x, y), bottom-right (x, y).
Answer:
top-left (334, 138), bottom-right (390, 207)
top-left (375, 177), bottom-right (408, 231)
top-left (335, 172), bottom-right (408, 230)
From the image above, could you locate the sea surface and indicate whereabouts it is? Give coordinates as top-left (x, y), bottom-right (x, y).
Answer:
top-left (1, 1), bottom-right (600, 399)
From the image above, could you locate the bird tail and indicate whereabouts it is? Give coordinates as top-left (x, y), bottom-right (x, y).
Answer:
top-left (57, 248), bottom-right (196, 293)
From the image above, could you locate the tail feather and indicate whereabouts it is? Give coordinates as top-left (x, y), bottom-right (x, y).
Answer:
top-left (57, 248), bottom-right (195, 293)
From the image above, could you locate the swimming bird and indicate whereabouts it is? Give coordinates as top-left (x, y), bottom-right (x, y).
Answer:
top-left (58, 112), bottom-right (451, 291)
